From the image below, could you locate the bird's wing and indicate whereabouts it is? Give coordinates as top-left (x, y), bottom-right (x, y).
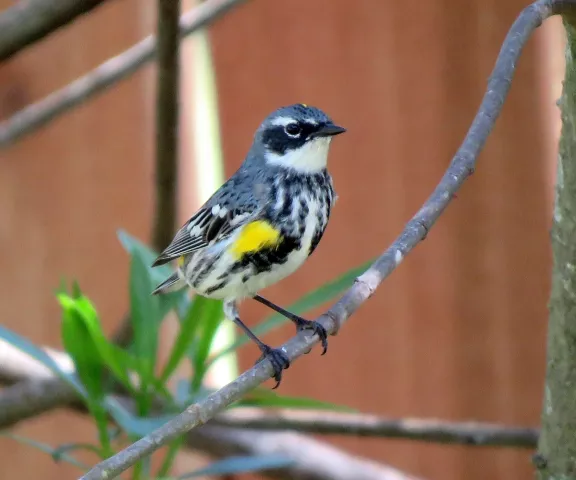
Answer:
top-left (151, 177), bottom-right (268, 267)
top-left (151, 205), bottom-right (256, 266)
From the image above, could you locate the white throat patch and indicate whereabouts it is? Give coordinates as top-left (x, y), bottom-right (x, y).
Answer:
top-left (265, 137), bottom-right (332, 173)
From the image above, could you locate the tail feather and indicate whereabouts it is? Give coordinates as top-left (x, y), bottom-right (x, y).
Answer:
top-left (152, 272), bottom-right (186, 295)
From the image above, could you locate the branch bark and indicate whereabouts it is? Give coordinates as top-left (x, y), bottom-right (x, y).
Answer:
top-left (0, 0), bottom-right (110, 62)
top-left (0, 0), bottom-right (247, 148)
top-left (80, 1), bottom-right (575, 478)
top-left (211, 410), bottom-right (539, 448)
top-left (535, 10), bottom-right (576, 479)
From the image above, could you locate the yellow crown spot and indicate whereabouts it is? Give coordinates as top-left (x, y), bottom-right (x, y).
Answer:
top-left (231, 220), bottom-right (282, 259)
top-left (300, 103), bottom-right (308, 108)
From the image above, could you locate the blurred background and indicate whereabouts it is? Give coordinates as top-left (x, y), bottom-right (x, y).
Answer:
top-left (0, 0), bottom-right (566, 479)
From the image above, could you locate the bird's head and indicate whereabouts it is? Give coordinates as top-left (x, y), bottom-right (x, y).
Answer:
top-left (254, 104), bottom-right (346, 173)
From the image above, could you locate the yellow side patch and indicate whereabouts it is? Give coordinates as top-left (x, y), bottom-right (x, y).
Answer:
top-left (177, 256), bottom-right (185, 267)
top-left (230, 220), bottom-right (282, 259)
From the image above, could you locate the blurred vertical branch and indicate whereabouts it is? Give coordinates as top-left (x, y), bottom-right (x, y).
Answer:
top-left (153, 0), bottom-right (182, 252)
top-left (113, 0), bottom-right (182, 348)
top-left (536, 12), bottom-right (576, 480)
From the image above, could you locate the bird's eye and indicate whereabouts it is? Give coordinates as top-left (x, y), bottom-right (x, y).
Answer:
top-left (284, 123), bottom-right (301, 137)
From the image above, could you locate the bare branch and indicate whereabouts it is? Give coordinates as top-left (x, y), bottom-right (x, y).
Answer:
top-left (0, 0), bottom-right (110, 62)
top-left (0, 0), bottom-right (247, 148)
top-left (212, 409), bottom-right (538, 448)
top-left (79, 1), bottom-right (573, 478)
top-left (152, 0), bottom-right (181, 251)
top-left (0, 343), bottom-right (419, 480)
top-left (3, 0), bottom-right (566, 476)
top-left (0, 340), bottom-right (538, 450)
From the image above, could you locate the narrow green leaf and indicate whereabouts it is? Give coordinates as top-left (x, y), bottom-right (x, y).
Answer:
top-left (189, 298), bottom-right (224, 392)
top-left (234, 388), bottom-right (355, 411)
top-left (104, 398), bottom-right (175, 438)
top-left (0, 432), bottom-right (90, 471)
top-left (159, 295), bottom-right (206, 385)
top-left (57, 293), bottom-right (135, 394)
top-left (60, 296), bottom-right (105, 404)
top-left (178, 455), bottom-right (294, 479)
top-left (0, 325), bottom-right (84, 396)
top-left (51, 443), bottom-right (104, 462)
top-left (118, 230), bottom-right (173, 286)
top-left (59, 292), bottom-right (114, 454)
top-left (118, 230), bottom-right (188, 321)
top-left (129, 251), bottom-right (160, 385)
top-left (209, 260), bottom-right (373, 364)
top-left (71, 280), bottom-right (82, 299)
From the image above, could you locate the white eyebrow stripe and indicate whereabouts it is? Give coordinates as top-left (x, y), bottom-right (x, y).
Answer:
top-left (304, 117), bottom-right (318, 125)
top-left (270, 116), bottom-right (297, 126)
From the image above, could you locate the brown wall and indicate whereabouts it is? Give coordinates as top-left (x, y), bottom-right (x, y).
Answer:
top-left (0, 0), bottom-right (561, 479)
top-left (0, 0), bottom-right (153, 478)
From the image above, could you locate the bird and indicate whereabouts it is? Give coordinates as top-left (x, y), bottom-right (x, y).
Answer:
top-left (151, 103), bottom-right (346, 388)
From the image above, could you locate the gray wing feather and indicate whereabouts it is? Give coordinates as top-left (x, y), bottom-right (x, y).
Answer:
top-left (151, 170), bottom-right (267, 267)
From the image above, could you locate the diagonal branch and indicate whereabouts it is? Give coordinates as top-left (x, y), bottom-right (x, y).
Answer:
top-left (0, 0), bottom-right (111, 62)
top-left (0, 0), bottom-right (247, 148)
top-left (81, 0), bottom-right (574, 478)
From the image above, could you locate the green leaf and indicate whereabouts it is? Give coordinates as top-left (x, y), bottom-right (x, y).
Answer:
top-left (159, 295), bottom-right (206, 385)
top-left (51, 443), bottom-right (104, 462)
top-left (59, 293), bottom-right (111, 453)
top-left (234, 388), bottom-right (355, 412)
top-left (56, 292), bottom-right (135, 394)
top-left (120, 231), bottom-right (188, 396)
top-left (178, 455), bottom-right (294, 479)
top-left (0, 325), bottom-right (84, 396)
top-left (71, 280), bottom-right (82, 299)
top-left (209, 260), bottom-right (373, 364)
top-left (118, 229), bottom-right (174, 286)
top-left (189, 297), bottom-right (224, 392)
top-left (60, 295), bottom-right (106, 404)
top-left (0, 432), bottom-right (90, 471)
top-left (119, 229), bottom-right (188, 321)
top-left (129, 250), bottom-right (161, 385)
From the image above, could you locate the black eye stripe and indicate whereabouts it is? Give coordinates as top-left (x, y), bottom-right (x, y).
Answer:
top-left (262, 122), bottom-right (323, 154)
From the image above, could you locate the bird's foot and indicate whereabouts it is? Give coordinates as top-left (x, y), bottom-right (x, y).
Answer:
top-left (255, 345), bottom-right (290, 389)
top-left (293, 317), bottom-right (328, 355)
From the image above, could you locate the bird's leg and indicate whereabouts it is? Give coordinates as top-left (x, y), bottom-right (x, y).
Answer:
top-left (223, 300), bottom-right (290, 389)
top-left (253, 294), bottom-right (328, 355)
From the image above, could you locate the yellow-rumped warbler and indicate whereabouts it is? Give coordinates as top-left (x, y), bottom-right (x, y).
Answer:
top-left (152, 104), bottom-right (346, 387)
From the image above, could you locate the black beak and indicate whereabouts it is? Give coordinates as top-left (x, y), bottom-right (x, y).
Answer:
top-left (312, 123), bottom-right (347, 138)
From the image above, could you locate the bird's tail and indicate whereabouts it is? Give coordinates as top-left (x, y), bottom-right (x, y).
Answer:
top-left (152, 272), bottom-right (186, 295)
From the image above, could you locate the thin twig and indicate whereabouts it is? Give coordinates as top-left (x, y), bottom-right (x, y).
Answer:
top-left (0, 0), bottom-right (110, 62)
top-left (212, 409), bottom-right (539, 448)
top-left (0, 343), bottom-right (419, 480)
top-left (0, 0), bottom-right (247, 148)
top-left (80, 1), bottom-right (573, 478)
top-left (153, 0), bottom-right (181, 251)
